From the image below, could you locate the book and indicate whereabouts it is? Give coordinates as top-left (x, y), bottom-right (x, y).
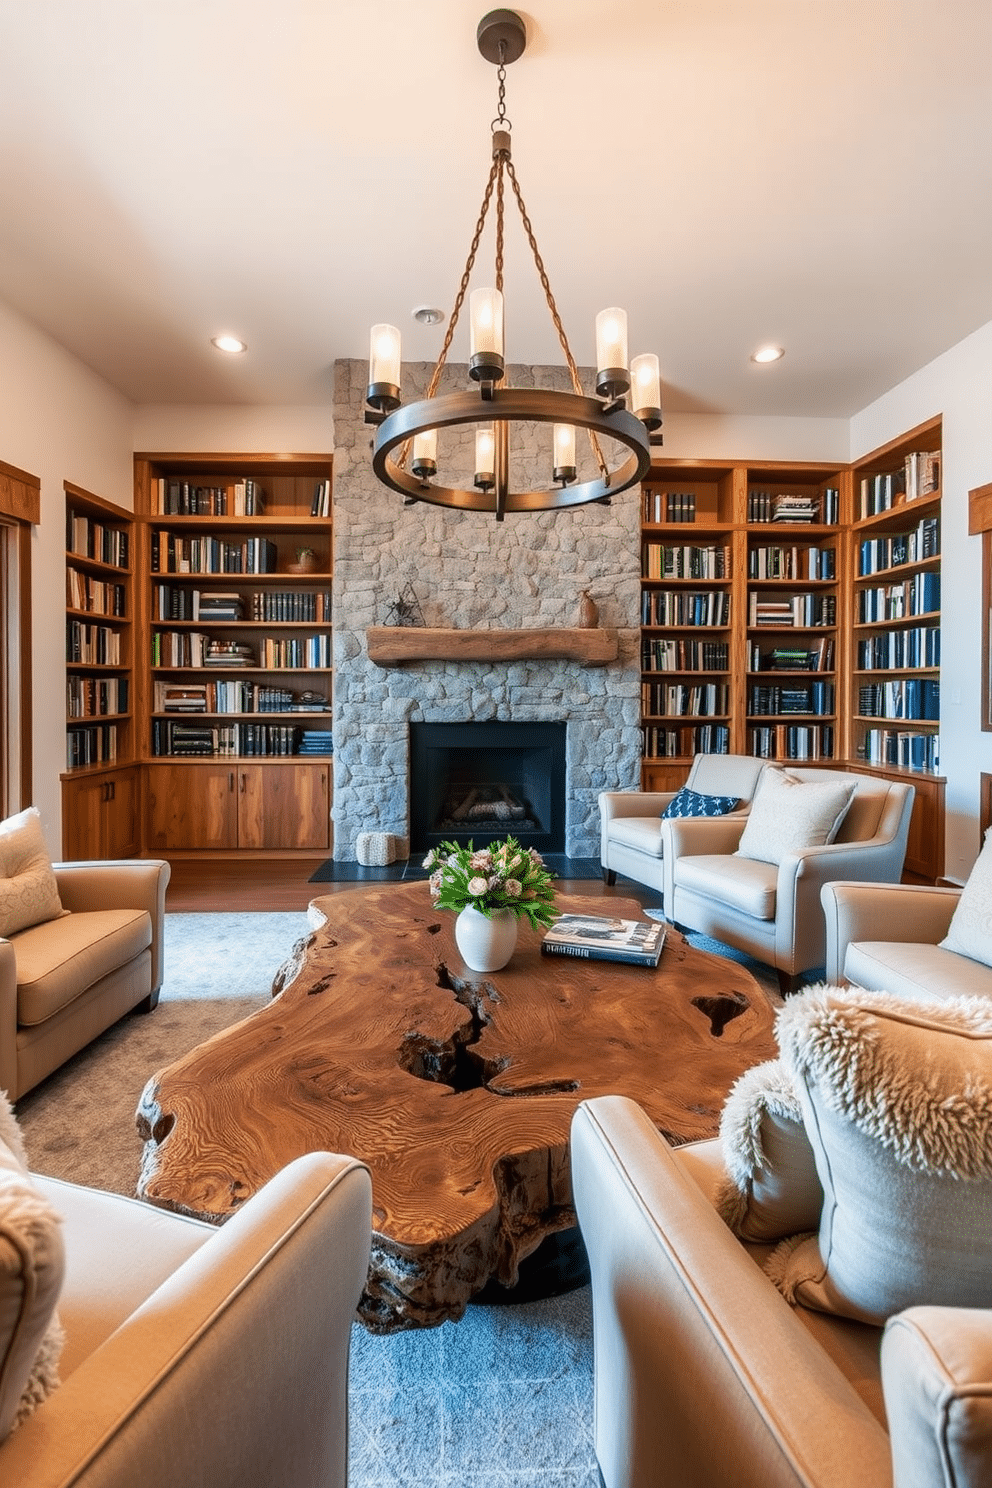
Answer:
top-left (541, 914), bottom-right (666, 966)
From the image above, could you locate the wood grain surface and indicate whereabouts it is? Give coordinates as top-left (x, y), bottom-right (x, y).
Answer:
top-left (136, 883), bottom-right (776, 1331)
top-left (366, 625), bottom-right (619, 667)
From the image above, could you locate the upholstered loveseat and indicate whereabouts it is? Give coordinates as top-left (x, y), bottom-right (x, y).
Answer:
top-left (573, 985), bottom-right (992, 1488)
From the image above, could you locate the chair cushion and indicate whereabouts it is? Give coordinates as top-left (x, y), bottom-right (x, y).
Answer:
top-left (769, 985), bottom-right (992, 1325)
top-left (14, 909), bottom-right (151, 1027)
top-left (661, 786), bottom-right (740, 820)
top-left (0, 808), bottom-right (64, 938)
top-left (941, 826), bottom-right (992, 969)
top-left (736, 768), bottom-right (856, 866)
top-left (675, 853), bottom-right (778, 920)
top-left (715, 1058), bottom-right (823, 1242)
top-left (0, 1094), bottom-right (64, 1441)
top-left (845, 940), bottom-right (992, 1003)
top-left (882, 1305), bottom-right (992, 1488)
top-left (607, 816), bottom-right (664, 858)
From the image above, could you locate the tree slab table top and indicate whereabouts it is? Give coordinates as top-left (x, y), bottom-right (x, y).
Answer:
top-left (136, 883), bottom-right (776, 1332)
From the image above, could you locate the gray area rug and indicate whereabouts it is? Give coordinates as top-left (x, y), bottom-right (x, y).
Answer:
top-left (16, 911), bottom-right (600, 1488)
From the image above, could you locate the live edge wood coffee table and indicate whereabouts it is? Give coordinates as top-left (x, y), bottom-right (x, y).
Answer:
top-left (136, 883), bottom-right (776, 1332)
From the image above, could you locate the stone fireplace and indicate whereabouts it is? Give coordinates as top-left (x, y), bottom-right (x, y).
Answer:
top-left (330, 357), bottom-right (644, 860)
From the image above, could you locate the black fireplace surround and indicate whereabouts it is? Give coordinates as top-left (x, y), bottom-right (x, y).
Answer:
top-left (409, 721), bottom-right (567, 855)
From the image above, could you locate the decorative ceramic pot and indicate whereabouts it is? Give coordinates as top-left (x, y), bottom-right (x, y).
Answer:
top-left (454, 905), bottom-right (519, 973)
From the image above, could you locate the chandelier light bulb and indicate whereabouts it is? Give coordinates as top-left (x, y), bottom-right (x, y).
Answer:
top-left (595, 308), bottom-right (630, 398)
top-left (469, 288), bottom-right (505, 382)
top-left (367, 324), bottom-right (402, 411)
top-left (552, 424), bottom-right (576, 485)
top-left (411, 427), bottom-right (438, 481)
top-left (475, 427), bottom-right (496, 489)
top-left (630, 353), bottom-right (663, 431)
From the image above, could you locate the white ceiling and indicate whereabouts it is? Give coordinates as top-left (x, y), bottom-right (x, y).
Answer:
top-left (0, 1), bottom-right (990, 417)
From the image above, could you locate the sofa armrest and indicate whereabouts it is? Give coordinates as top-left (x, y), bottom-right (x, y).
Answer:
top-left (0, 940), bottom-right (15, 1098)
top-left (54, 860), bottom-right (170, 995)
top-left (882, 1306), bottom-right (992, 1488)
top-left (599, 791), bottom-right (675, 861)
top-left (820, 882), bottom-right (962, 984)
top-left (2, 1151), bottom-right (372, 1488)
top-left (571, 1095), bottom-right (891, 1488)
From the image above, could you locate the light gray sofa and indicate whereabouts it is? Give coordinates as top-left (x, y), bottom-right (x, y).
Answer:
top-left (1, 1150), bottom-right (372, 1487)
top-left (822, 879), bottom-right (992, 999)
top-left (598, 752), bottom-right (766, 895)
top-left (1, 859), bottom-right (170, 1100)
top-left (572, 1094), bottom-right (992, 1488)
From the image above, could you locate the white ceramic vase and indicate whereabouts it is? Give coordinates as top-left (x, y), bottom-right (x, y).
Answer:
top-left (454, 905), bottom-right (519, 972)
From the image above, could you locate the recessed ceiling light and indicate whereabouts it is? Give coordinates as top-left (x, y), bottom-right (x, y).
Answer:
top-left (412, 306), bottom-right (445, 327)
top-left (751, 345), bottom-right (784, 364)
top-left (211, 334), bottom-right (247, 354)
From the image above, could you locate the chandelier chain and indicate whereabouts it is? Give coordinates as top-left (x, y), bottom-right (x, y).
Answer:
top-left (504, 160), bottom-right (609, 481)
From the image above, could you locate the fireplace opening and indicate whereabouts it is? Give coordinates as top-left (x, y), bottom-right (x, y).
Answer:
top-left (410, 722), bottom-right (567, 855)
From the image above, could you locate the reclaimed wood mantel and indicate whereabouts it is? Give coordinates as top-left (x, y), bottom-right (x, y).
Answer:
top-left (366, 625), bottom-right (619, 668)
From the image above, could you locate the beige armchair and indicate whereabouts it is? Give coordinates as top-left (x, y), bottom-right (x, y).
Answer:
top-left (1, 1150), bottom-right (373, 1487)
top-left (599, 753), bottom-right (766, 895)
top-left (663, 769), bottom-right (915, 993)
top-left (2, 858), bottom-right (170, 1100)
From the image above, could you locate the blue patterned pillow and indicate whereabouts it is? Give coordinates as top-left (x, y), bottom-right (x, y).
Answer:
top-left (662, 786), bottom-right (740, 820)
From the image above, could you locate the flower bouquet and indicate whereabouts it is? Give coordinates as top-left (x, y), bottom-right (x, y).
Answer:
top-left (423, 836), bottom-right (559, 932)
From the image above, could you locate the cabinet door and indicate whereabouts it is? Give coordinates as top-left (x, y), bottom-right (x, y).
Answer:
top-left (61, 775), bottom-right (108, 860)
top-left (146, 765), bottom-right (238, 851)
top-left (104, 767), bottom-right (140, 857)
top-left (238, 764), bottom-right (330, 850)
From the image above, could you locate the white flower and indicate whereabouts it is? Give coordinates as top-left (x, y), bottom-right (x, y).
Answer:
top-left (504, 878), bottom-right (522, 897)
top-left (467, 876), bottom-right (489, 897)
top-left (469, 850), bottom-right (492, 870)
top-left (423, 850), bottom-right (438, 870)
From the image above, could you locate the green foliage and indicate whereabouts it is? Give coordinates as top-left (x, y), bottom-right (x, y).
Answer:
top-left (422, 836), bottom-right (559, 932)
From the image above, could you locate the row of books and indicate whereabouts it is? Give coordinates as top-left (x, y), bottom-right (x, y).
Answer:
top-left (858, 679), bottom-right (939, 721)
top-left (859, 451), bottom-right (940, 519)
top-left (67, 515), bottom-right (129, 569)
top-left (749, 682), bottom-right (834, 716)
top-left (66, 571), bottom-right (127, 617)
top-left (641, 682), bottom-right (730, 718)
top-left (150, 478), bottom-right (267, 516)
top-left (641, 590), bottom-right (731, 628)
top-left (66, 621), bottom-right (122, 665)
top-left (858, 516), bottom-right (939, 576)
top-left (641, 543), bottom-right (729, 579)
top-left (151, 534), bottom-right (279, 575)
top-left (67, 677), bottom-right (128, 718)
top-left (860, 729), bottom-right (939, 772)
top-left (750, 639), bottom-right (834, 672)
top-left (151, 722), bottom-right (332, 757)
top-left (151, 630), bottom-right (330, 668)
top-left (857, 626), bottom-right (940, 670)
top-left (641, 639), bottom-right (729, 672)
top-left (748, 489), bottom-right (838, 524)
top-left (747, 544), bottom-right (836, 581)
top-left (748, 594), bottom-right (836, 628)
top-left (642, 724), bottom-right (730, 758)
top-left (310, 480), bottom-right (331, 517)
top-left (858, 572), bottom-right (940, 622)
top-left (66, 723), bottom-right (118, 769)
top-left (153, 681), bottom-right (328, 714)
top-left (152, 586), bottom-right (332, 622)
top-left (643, 490), bottom-right (698, 523)
top-left (748, 725), bottom-right (834, 761)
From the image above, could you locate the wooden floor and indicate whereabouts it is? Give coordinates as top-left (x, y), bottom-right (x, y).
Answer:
top-left (164, 857), bottom-right (622, 913)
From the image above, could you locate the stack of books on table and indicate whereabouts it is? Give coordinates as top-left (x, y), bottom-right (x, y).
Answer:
top-left (541, 914), bottom-right (666, 967)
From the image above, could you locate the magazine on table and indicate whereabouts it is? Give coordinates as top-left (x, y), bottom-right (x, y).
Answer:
top-left (541, 913), bottom-right (666, 967)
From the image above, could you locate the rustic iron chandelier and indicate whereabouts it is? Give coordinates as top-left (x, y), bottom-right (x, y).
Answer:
top-left (365, 9), bottom-right (662, 522)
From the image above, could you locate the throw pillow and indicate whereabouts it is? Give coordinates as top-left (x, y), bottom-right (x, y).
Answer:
top-left (662, 786), bottom-right (740, 820)
top-left (0, 1091), bottom-right (65, 1439)
top-left (940, 825), bottom-right (992, 969)
top-left (0, 808), bottom-right (64, 938)
top-left (735, 768), bottom-right (855, 866)
top-left (714, 1058), bottom-right (823, 1243)
top-left (767, 985), bottom-right (992, 1326)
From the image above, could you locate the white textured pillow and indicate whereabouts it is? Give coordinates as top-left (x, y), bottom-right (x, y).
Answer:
top-left (715, 1058), bottom-right (823, 1242)
top-left (0, 1092), bottom-right (64, 1439)
top-left (940, 826), bottom-right (992, 969)
top-left (736, 769), bottom-right (856, 866)
top-left (768, 985), bottom-right (992, 1325)
top-left (0, 808), bottom-right (64, 938)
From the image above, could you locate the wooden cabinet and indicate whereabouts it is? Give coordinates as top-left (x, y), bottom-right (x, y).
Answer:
top-left (134, 453), bottom-right (333, 857)
top-left (145, 761), bottom-right (330, 853)
top-left (61, 764), bottom-right (140, 860)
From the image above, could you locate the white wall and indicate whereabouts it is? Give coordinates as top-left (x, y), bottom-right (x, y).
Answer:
top-left (133, 405), bottom-right (334, 455)
top-left (850, 319), bottom-right (992, 882)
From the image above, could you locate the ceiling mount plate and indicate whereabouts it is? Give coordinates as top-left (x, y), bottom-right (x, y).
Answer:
top-left (477, 9), bottom-right (526, 65)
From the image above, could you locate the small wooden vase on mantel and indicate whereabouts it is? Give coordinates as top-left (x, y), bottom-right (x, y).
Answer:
top-left (577, 590), bottom-right (599, 628)
top-left (454, 905), bottom-right (519, 973)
